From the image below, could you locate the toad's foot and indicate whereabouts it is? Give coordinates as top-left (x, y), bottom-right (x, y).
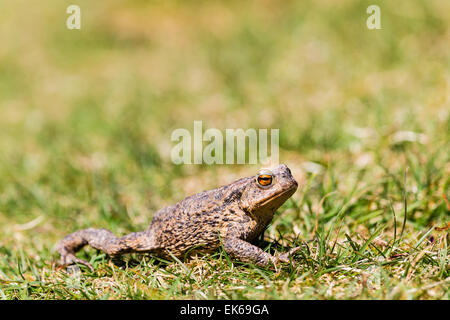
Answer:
top-left (58, 251), bottom-right (94, 272)
top-left (223, 238), bottom-right (301, 269)
top-left (273, 246), bottom-right (302, 265)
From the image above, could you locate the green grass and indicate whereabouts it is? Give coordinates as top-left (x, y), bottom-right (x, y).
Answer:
top-left (0, 0), bottom-right (449, 299)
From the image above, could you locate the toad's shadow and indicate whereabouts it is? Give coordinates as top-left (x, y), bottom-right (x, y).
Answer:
top-left (252, 238), bottom-right (303, 256)
top-left (109, 237), bottom-right (303, 269)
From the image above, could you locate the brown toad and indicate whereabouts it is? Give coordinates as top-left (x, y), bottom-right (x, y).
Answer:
top-left (56, 164), bottom-right (300, 270)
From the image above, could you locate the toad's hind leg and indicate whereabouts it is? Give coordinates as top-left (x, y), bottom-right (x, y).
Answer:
top-left (56, 228), bottom-right (155, 271)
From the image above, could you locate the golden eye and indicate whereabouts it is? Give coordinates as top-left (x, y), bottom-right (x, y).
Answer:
top-left (257, 174), bottom-right (273, 187)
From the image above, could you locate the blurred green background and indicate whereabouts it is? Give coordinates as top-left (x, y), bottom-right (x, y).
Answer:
top-left (0, 0), bottom-right (448, 299)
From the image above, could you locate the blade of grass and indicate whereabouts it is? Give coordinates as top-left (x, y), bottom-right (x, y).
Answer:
top-left (399, 167), bottom-right (408, 243)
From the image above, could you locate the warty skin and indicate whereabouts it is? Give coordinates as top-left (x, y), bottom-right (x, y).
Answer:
top-left (56, 164), bottom-right (300, 270)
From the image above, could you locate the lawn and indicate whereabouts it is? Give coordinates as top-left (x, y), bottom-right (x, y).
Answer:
top-left (0, 0), bottom-right (448, 299)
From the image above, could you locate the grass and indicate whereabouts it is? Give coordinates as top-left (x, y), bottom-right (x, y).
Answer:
top-left (0, 0), bottom-right (449, 299)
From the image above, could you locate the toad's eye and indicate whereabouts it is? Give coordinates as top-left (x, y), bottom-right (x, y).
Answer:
top-left (257, 174), bottom-right (273, 187)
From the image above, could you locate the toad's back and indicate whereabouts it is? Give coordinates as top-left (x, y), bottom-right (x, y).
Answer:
top-left (147, 177), bottom-right (256, 257)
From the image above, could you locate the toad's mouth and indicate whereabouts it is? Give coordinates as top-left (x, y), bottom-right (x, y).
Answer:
top-left (254, 183), bottom-right (298, 209)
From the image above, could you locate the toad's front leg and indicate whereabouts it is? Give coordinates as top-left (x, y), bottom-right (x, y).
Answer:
top-left (223, 238), bottom-right (300, 268)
